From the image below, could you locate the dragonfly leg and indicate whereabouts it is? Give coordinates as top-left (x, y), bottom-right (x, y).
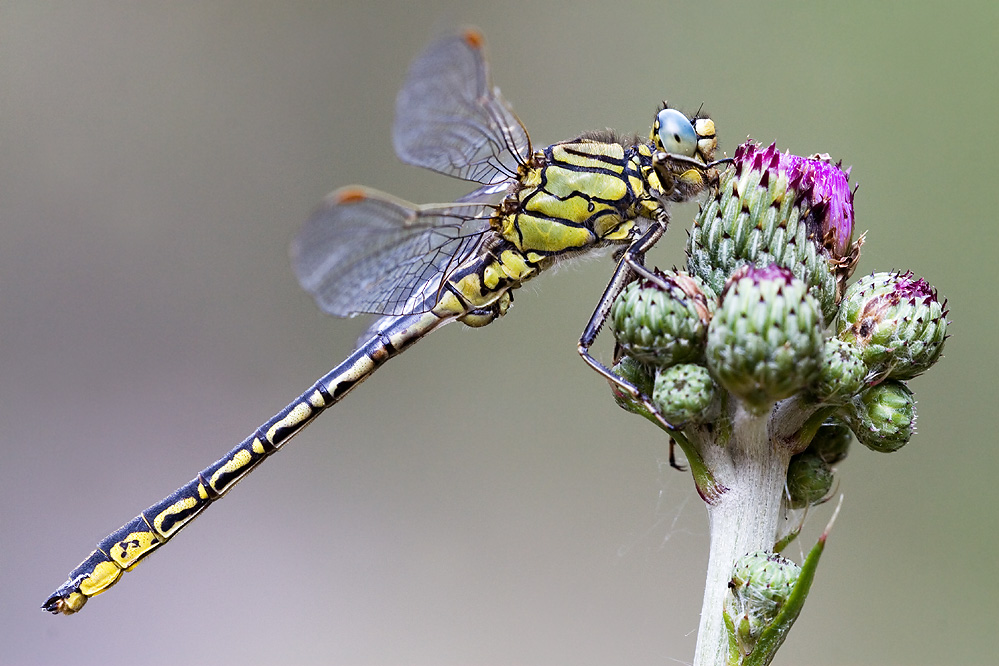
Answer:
top-left (578, 220), bottom-right (687, 470)
top-left (667, 436), bottom-right (682, 471)
top-left (652, 154), bottom-right (731, 205)
top-left (577, 219), bottom-right (678, 436)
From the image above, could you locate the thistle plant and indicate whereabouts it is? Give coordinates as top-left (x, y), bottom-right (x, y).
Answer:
top-left (606, 142), bottom-right (948, 665)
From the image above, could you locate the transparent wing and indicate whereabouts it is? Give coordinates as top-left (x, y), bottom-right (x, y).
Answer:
top-left (455, 181), bottom-right (511, 204)
top-left (393, 28), bottom-right (532, 184)
top-left (291, 186), bottom-right (495, 317)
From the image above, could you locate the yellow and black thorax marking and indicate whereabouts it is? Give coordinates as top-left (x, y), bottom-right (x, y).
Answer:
top-left (428, 136), bottom-right (670, 321)
top-left (498, 136), bottom-right (666, 261)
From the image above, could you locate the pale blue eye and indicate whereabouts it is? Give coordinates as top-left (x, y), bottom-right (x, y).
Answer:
top-left (657, 108), bottom-right (697, 157)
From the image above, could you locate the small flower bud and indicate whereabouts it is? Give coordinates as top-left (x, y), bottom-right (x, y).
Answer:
top-left (609, 270), bottom-right (715, 367)
top-left (689, 142), bottom-right (860, 321)
top-left (806, 420), bottom-right (853, 464)
top-left (840, 380), bottom-right (916, 453)
top-left (706, 264), bottom-right (824, 413)
top-left (785, 451), bottom-right (834, 509)
top-left (652, 363), bottom-right (720, 425)
top-left (725, 551), bottom-right (802, 656)
top-left (811, 337), bottom-right (868, 404)
top-left (609, 356), bottom-right (655, 416)
top-left (836, 271), bottom-right (948, 382)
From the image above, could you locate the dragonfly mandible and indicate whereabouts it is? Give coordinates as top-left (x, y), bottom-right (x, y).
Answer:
top-left (44, 28), bottom-right (723, 615)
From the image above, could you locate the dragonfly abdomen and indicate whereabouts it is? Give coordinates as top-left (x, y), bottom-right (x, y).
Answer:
top-left (43, 310), bottom-right (446, 614)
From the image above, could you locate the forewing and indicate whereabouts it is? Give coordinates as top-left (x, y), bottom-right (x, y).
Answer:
top-left (393, 29), bottom-right (531, 184)
top-left (292, 187), bottom-right (493, 317)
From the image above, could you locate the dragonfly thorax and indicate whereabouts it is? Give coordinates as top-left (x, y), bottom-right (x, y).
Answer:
top-left (495, 138), bottom-right (665, 264)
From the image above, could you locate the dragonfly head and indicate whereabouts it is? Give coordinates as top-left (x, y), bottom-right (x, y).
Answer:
top-left (651, 106), bottom-right (717, 165)
top-left (649, 105), bottom-right (721, 202)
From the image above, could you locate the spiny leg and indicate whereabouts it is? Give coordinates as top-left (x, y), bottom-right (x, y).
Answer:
top-left (577, 207), bottom-right (703, 470)
top-left (577, 217), bottom-right (679, 434)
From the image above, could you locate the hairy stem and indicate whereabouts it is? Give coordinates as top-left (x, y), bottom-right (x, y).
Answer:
top-left (691, 408), bottom-right (793, 666)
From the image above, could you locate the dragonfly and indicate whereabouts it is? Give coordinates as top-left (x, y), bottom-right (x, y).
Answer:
top-left (44, 28), bottom-right (723, 615)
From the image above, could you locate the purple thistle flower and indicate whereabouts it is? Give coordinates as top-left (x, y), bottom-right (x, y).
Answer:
top-left (724, 262), bottom-right (796, 290)
top-left (733, 142), bottom-right (856, 258)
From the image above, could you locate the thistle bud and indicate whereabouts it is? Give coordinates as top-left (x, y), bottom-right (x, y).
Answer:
top-left (806, 420), bottom-right (853, 465)
top-left (840, 380), bottom-right (916, 453)
top-left (836, 271), bottom-right (948, 382)
top-left (706, 264), bottom-right (824, 413)
top-left (725, 551), bottom-right (802, 656)
top-left (609, 270), bottom-right (715, 367)
top-left (811, 337), bottom-right (868, 405)
top-left (689, 142), bottom-right (860, 321)
top-left (785, 451), bottom-right (834, 509)
top-left (652, 363), bottom-right (720, 425)
top-left (608, 356), bottom-right (656, 416)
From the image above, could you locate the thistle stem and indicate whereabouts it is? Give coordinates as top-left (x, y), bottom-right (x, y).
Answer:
top-left (691, 409), bottom-right (793, 666)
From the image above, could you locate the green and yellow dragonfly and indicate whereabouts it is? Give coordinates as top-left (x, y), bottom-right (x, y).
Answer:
top-left (44, 28), bottom-right (722, 615)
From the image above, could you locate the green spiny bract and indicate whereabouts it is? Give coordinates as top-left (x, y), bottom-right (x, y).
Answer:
top-left (840, 379), bottom-right (916, 453)
top-left (706, 264), bottom-right (824, 414)
top-left (836, 271), bottom-right (948, 383)
top-left (652, 363), bottom-right (719, 425)
top-left (609, 270), bottom-right (715, 367)
top-left (689, 142), bottom-right (861, 322)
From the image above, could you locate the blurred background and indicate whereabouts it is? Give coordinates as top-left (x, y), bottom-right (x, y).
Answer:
top-left (3, 2), bottom-right (996, 664)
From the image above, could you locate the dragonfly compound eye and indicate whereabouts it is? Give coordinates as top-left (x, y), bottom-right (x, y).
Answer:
top-left (656, 108), bottom-right (698, 158)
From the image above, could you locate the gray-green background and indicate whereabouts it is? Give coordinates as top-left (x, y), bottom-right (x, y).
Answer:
top-left (3, 2), bottom-right (995, 664)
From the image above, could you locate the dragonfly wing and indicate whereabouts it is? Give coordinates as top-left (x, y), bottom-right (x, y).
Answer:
top-left (393, 29), bottom-right (531, 184)
top-left (455, 181), bottom-right (513, 204)
top-left (292, 186), bottom-right (493, 317)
